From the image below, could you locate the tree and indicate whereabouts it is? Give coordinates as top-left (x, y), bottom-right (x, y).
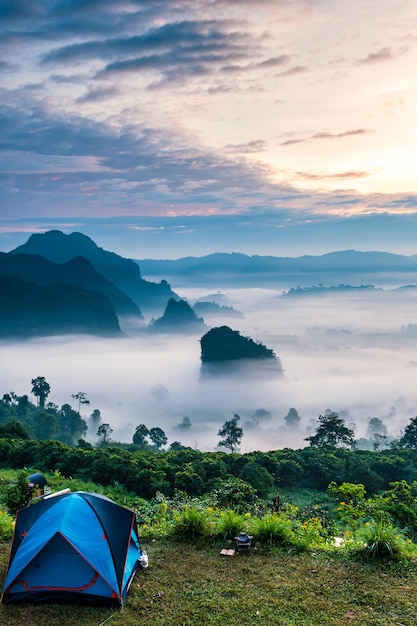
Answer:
top-left (177, 416), bottom-right (192, 429)
top-left (71, 392), bottom-right (90, 414)
top-left (0, 421), bottom-right (30, 440)
top-left (31, 377), bottom-right (51, 409)
top-left (169, 441), bottom-right (187, 451)
top-left (252, 408), bottom-right (271, 426)
top-left (97, 423), bottom-right (113, 444)
top-left (16, 394), bottom-right (29, 416)
top-left (305, 412), bottom-right (355, 448)
top-left (284, 408), bottom-right (301, 429)
top-left (2, 393), bottom-right (12, 405)
top-left (133, 424), bottom-right (149, 446)
top-left (366, 417), bottom-right (387, 439)
top-left (239, 461), bottom-right (274, 498)
top-left (212, 476), bottom-right (257, 508)
top-left (149, 427), bottom-right (167, 450)
top-left (399, 416), bottom-right (417, 449)
top-left (59, 403), bottom-right (87, 445)
top-left (217, 414), bottom-right (243, 453)
top-left (3, 392), bottom-right (18, 406)
top-left (90, 409), bottom-right (101, 424)
top-left (33, 409), bottom-right (59, 440)
top-left (174, 463), bottom-right (204, 494)
top-left (77, 438), bottom-right (92, 450)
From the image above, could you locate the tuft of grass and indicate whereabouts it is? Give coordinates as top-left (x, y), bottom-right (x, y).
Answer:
top-left (215, 510), bottom-right (248, 540)
top-left (249, 513), bottom-right (295, 546)
top-left (172, 505), bottom-right (211, 539)
top-left (355, 517), bottom-right (411, 561)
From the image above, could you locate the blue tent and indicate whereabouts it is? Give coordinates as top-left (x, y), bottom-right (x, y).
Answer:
top-left (1, 491), bottom-right (145, 606)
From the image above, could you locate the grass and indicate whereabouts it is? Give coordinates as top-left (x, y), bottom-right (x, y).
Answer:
top-left (2, 539), bottom-right (417, 625)
top-left (1, 471), bottom-right (417, 623)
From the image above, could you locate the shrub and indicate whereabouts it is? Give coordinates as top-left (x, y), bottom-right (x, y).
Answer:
top-left (216, 510), bottom-right (248, 540)
top-left (294, 517), bottom-right (327, 552)
top-left (2, 471), bottom-right (32, 514)
top-left (172, 506), bottom-right (211, 539)
top-left (356, 517), bottom-right (409, 561)
top-left (134, 495), bottom-right (176, 538)
top-left (0, 509), bottom-right (14, 541)
top-left (327, 481), bottom-right (367, 530)
top-left (249, 513), bottom-right (295, 546)
top-left (212, 477), bottom-right (257, 509)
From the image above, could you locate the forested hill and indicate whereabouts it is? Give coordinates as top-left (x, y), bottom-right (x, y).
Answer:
top-left (11, 230), bottom-right (178, 313)
top-left (0, 252), bottom-right (142, 318)
top-left (136, 250), bottom-right (417, 287)
top-left (0, 275), bottom-right (122, 338)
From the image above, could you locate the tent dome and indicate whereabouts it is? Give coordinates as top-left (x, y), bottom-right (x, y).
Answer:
top-left (27, 473), bottom-right (47, 487)
top-left (2, 491), bottom-right (144, 607)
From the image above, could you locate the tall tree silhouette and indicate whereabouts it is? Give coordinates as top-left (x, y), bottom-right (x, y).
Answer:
top-left (218, 414), bottom-right (243, 453)
top-left (31, 377), bottom-right (50, 409)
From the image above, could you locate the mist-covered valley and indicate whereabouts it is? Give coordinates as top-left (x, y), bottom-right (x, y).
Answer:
top-left (2, 277), bottom-right (417, 453)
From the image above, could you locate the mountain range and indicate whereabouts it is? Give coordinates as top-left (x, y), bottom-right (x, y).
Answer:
top-left (1, 231), bottom-right (178, 338)
top-left (11, 230), bottom-right (177, 314)
top-left (137, 251), bottom-right (417, 287)
top-left (0, 252), bottom-right (141, 318)
top-left (2, 230), bottom-right (417, 339)
top-left (0, 274), bottom-right (121, 338)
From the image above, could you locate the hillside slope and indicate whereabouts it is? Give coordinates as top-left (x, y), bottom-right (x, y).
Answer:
top-left (0, 252), bottom-right (142, 318)
top-left (0, 275), bottom-right (121, 337)
top-left (11, 230), bottom-right (178, 313)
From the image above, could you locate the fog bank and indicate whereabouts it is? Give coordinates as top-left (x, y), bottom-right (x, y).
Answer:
top-left (2, 285), bottom-right (417, 452)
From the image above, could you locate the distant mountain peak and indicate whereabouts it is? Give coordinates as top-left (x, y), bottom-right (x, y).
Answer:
top-left (16, 230), bottom-right (111, 263)
top-left (149, 298), bottom-right (206, 333)
top-left (10, 230), bottom-right (179, 314)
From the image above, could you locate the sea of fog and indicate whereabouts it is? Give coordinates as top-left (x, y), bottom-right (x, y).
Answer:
top-left (2, 284), bottom-right (417, 452)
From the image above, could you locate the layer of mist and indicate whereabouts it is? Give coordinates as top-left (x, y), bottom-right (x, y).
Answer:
top-left (2, 282), bottom-right (417, 452)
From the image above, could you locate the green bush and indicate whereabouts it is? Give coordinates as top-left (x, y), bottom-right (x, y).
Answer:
top-left (249, 513), bottom-right (295, 546)
top-left (135, 496), bottom-right (175, 538)
top-left (0, 509), bottom-right (14, 541)
top-left (173, 506), bottom-right (211, 539)
top-left (355, 517), bottom-right (409, 561)
top-left (211, 477), bottom-right (257, 509)
top-left (294, 517), bottom-right (327, 552)
top-left (216, 509), bottom-right (248, 540)
top-left (2, 471), bottom-right (32, 514)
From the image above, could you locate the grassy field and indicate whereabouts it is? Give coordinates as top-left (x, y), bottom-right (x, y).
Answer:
top-left (1, 539), bottom-right (417, 626)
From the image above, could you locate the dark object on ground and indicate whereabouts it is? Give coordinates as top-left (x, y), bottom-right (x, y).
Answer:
top-left (235, 532), bottom-right (253, 554)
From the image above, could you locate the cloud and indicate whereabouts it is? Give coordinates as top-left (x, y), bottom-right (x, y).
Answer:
top-left (276, 65), bottom-right (308, 77)
top-left (356, 46), bottom-right (407, 65)
top-left (76, 85), bottom-right (121, 103)
top-left (41, 19), bottom-right (257, 88)
top-left (0, 0), bottom-right (44, 23)
top-left (281, 128), bottom-right (372, 146)
top-left (2, 280), bottom-right (417, 451)
top-left (295, 170), bottom-right (370, 181)
top-left (0, 98), bottom-right (307, 219)
top-left (1, 0), bottom-right (417, 246)
top-left (225, 140), bottom-right (267, 154)
top-left (258, 55), bottom-right (291, 68)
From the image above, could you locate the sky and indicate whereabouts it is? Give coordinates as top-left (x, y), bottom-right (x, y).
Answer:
top-left (1, 0), bottom-right (417, 259)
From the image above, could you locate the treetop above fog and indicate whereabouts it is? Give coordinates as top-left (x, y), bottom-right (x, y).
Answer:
top-left (200, 325), bottom-right (278, 363)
